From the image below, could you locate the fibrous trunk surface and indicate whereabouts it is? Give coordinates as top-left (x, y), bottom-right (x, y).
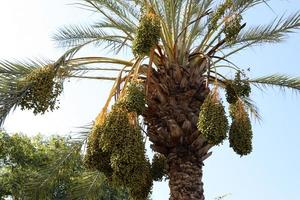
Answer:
top-left (144, 59), bottom-right (211, 199)
top-left (168, 154), bottom-right (204, 200)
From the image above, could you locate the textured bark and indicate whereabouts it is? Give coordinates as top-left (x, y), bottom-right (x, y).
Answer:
top-left (168, 153), bottom-right (205, 200)
top-left (144, 58), bottom-right (212, 199)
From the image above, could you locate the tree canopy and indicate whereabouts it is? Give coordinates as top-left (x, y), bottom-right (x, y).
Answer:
top-left (0, 132), bottom-right (129, 200)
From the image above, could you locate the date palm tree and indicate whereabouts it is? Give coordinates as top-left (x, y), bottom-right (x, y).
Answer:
top-left (1, 0), bottom-right (300, 199)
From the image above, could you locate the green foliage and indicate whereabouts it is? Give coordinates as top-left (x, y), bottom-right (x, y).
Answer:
top-left (198, 90), bottom-right (229, 145)
top-left (0, 132), bottom-right (128, 200)
top-left (69, 171), bottom-right (130, 200)
top-left (18, 66), bottom-right (63, 114)
top-left (0, 133), bottom-right (73, 199)
top-left (122, 82), bottom-right (146, 115)
top-left (229, 101), bottom-right (253, 156)
top-left (248, 74), bottom-right (300, 93)
top-left (234, 12), bottom-right (300, 46)
top-left (132, 12), bottom-right (161, 57)
top-left (226, 72), bottom-right (251, 104)
top-left (151, 153), bottom-right (167, 182)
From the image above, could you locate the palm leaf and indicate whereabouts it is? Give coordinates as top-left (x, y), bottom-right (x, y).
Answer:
top-left (69, 171), bottom-right (129, 200)
top-left (53, 25), bottom-right (131, 52)
top-left (234, 0), bottom-right (270, 12)
top-left (80, 0), bottom-right (136, 40)
top-left (248, 74), bottom-right (300, 93)
top-left (0, 53), bottom-right (136, 126)
top-left (240, 97), bottom-right (262, 121)
top-left (231, 12), bottom-right (300, 46)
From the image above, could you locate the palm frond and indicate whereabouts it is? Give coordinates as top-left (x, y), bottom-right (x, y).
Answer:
top-left (186, 0), bottom-right (213, 50)
top-left (67, 75), bottom-right (117, 81)
top-left (68, 171), bottom-right (105, 200)
top-left (234, 0), bottom-right (270, 12)
top-left (240, 97), bottom-right (262, 121)
top-left (248, 74), bottom-right (300, 94)
top-left (68, 123), bottom-right (92, 143)
top-left (80, 0), bottom-right (136, 40)
top-left (230, 12), bottom-right (300, 46)
top-left (53, 25), bottom-right (131, 52)
top-left (0, 53), bottom-right (136, 126)
top-left (68, 56), bottom-right (134, 66)
top-left (69, 171), bottom-right (129, 200)
top-left (84, 0), bottom-right (139, 25)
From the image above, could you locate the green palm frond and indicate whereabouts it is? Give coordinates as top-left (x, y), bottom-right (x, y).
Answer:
top-left (69, 171), bottom-right (105, 200)
top-left (116, 1), bottom-right (140, 20)
top-left (68, 124), bottom-right (92, 143)
top-left (186, 0), bottom-right (213, 49)
top-left (230, 12), bottom-right (300, 46)
top-left (240, 97), bottom-right (262, 121)
top-left (0, 54), bottom-right (135, 125)
top-left (68, 56), bottom-right (134, 67)
top-left (234, 0), bottom-right (270, 12)
top-left (248, 74), bottom-right (300, 93)
top-left (215, 12), bottom-right (300, 61)
top-left (69, 171), bottom-right (129, 200)
top-left (0, 60), bottom-right (38, 75)
top-left (53, 25), bottom-right (131, 51)
top-left (84, 0), bottom-right (139, 25)
top-left (177, 1), bottom-right (211, 60)
top-left (0, 46), bottom-right (86, 124)
top-left (80, 0), bottom-right (137, 40)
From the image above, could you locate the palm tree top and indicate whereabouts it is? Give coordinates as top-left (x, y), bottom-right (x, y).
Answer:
top-left (0, 0), bottom-right (299, 125)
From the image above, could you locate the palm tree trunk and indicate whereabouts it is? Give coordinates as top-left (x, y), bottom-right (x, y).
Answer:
top-left (144, 60), bottom-right (211, 199)
top-left (168, 153), bottom-right (205, 200)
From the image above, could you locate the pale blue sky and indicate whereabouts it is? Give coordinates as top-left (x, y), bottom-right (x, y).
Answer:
top-left (0, 1), bottom-right (300, 200)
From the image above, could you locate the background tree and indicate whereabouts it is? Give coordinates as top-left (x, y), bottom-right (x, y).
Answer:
top-left (0, 132), bottom-right (129, 200)
top-left (1, 0), bottom-right (300, 200)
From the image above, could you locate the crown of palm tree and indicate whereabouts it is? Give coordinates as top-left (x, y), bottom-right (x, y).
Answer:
top-left (1, 0), bottom-right (300, 125)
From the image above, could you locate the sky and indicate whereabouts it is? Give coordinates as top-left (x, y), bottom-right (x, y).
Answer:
top-left (0, 1), bottom-right (300, 200)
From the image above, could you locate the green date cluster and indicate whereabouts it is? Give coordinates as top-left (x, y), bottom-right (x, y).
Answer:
top-left (209, 0), bottom-right (243, 43)
top-left (84, 125), bottom-right (113, 177)
top-left (18, 66), bottom-right (63, 115)
top-left (198, 77), bottom-right (253, 156)
top-left (84, 81), bottom-right (167, 199)
top-left (225, 72), bottom-right (251, 104)
top-left (84, 100), bottom-right (151, 200)
top-left (209, 0), bottom-right (233, 30)
top-left (197, 90), bottom-right (229, 145)
top-left (229, 101), bottom-right (253, 156)
top-left (224, 14), bottom-right (242, 43)
top-left (121, 82), bottom-right (146, 115)
top-left (132, 12), bottom-right (161, 57)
